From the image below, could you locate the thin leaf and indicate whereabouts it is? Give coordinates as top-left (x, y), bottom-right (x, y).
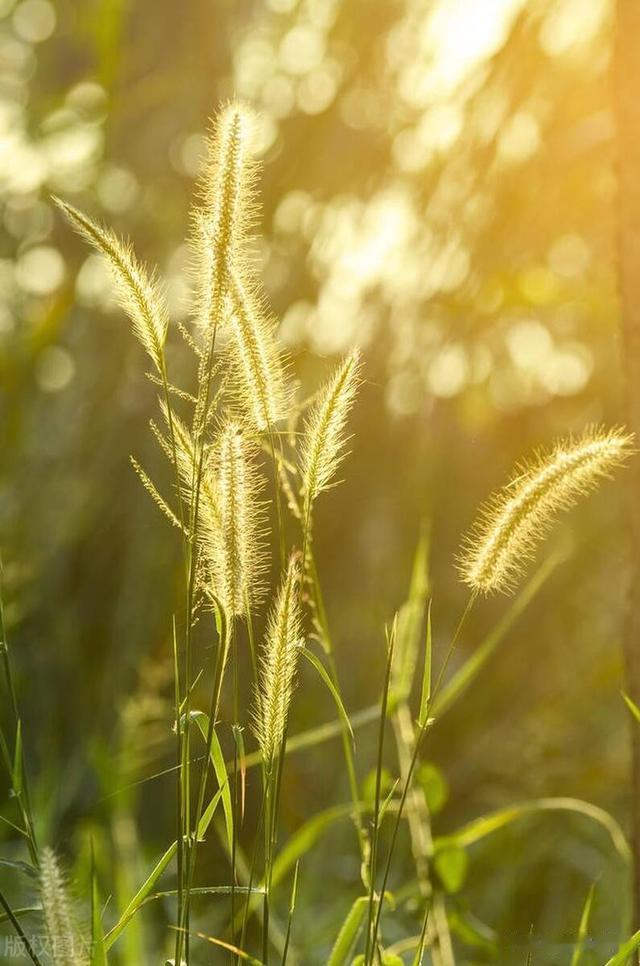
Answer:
top-left (105, 844), bottom-right (176, 950)
top-left (91, 846), bottom-right (108, 966)
top-left (12, 718), bottom-right (22, 796)
top-left (377, 779), bottom-right (400, 828)
top-left (417, 600), bottom-right (432, 727)
top-left (437, 796), bottom-right (630, 863)
top-left (137, 885), bottom-right (264, 910)
top-left (105, 786), bottom-right (225, 950)
top-left (570, 883), bottom-right (595, 966)
top-left (412, 900), bottom-right (432, 966)
top-left (0, 813), bottom-right (29, 836)
top-left (281, 860), bottom-right (299, 965)
top-left (0, 905), bottom-right (41, 925)
top-left (301, 648), bottom-right (354, 745)
top-left (272, 803), bottom-right (356, 890)
top-left (171, 926), bottom-right (265, 963)
top-left (193, 712), bottom-right (234, 854)
top-left (622, 691), bottom-right (640, 724)
top-left (232, 703), bottom-right (379, 773)
top-left (0, 888), bottom-right (43, 966)
top-left (447, 907), bottom-right (497, 954)
top-left (327, 896), bottom-right (369, 966)
top-left (0, 857), bottom-right (38, 879)
top-left (604, 930), bottom-right (640, 965)
top-left (392, 528), bottom-right (430, 705)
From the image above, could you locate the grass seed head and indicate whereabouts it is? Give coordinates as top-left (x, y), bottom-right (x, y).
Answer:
top-left (200, 419), bottom-right (267, 619)
top-left (227, 272), bottom-right (290, 433)
top-left (192, 102), bottom-right (258, 333)
top-left (253, 555), bottom-right (302, 769)
top-left (299, 348), bottom-right (362, 521)
top-left (458, 426), bottom-right (635, 595)
top-left (55, 198), bottom-right (169, 373)
top-left (39, 847), bottom-right (87, 966)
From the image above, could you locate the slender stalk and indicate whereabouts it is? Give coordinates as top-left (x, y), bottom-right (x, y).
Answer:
top-left (0, 888), bottom-right (43, 966)
top-left (262, 777), bottom-right (273, 965)
top-left (172, 617), bottom-right (184, 956)
top-left (181, 615), bottom-right (229, 938)
top-left (0, 561), bottom-right (38, 866)
top-left (281, 860), bottom-right (299, 965)
top-left (268, 429), bottom-right (286, 572)
top-left (261, 723), bottom-right (289, 966)
top-left (230, 630), bottom-right (240, 963)
top-left (392, 704), bottom-right (453, 966)
top-left (305, 543), bottom-right (369, 874)
top-left (363, 627), bottom-right (396, 964)
top-left (412, 898), bottom-right (432, 966)
top-left (176, 313), bottom-right (223, 965)
top-left (367, 596), bottom-right (475, 961)
top-left (238, 789), bottom-right (267, 962)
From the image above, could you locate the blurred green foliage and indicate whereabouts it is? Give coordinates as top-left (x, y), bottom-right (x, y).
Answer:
top-left (0, 0), bottom-right (634, 961)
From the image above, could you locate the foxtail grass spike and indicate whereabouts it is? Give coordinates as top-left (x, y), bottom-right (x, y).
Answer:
top-left (459, 426), bottom-right (634, 595)
top-left (228, 272), bottom-right (289, 432)
top-left (54, 198), bottom-right (168, 373)
top-left (130, 456), bottom-right (182, 530)
top-left (300, 348), bottom-right (362, 520)
top-left (40, 847), bottom-right (87, 966)
top-left (253, 555), bottom-right (302, 770)
top-left (200, 420), bottom-right (266, 619)
top-left (192, 102), bottom-right (257, 333)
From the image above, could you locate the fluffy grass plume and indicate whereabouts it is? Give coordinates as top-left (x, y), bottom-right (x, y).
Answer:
top-left (253, 555), bottom-right (302, 769)
top-left (200, 419), bottom-right (266, 618)
top-left (39, 847), bottom-right (87, 966)
top-left (54, 198), bottom-right (168, 373)
top-left (299, 348), bottom-right (362, 521)
top-left (228, 272), bottom-right (289, 432)
top-left (130, 455), bottom-right (182, 530)
top-left (193, 102), bottom-right (257, 332)
top-left (153, 407), bottom-right (264, 616)
top-left (459, 426), bottom-right (634, 595)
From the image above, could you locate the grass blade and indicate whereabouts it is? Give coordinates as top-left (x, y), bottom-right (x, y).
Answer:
top-left (105, 785), bottom-right (225, 951)
top-left (604, 929), bottom-right (640, 965)
top-left (281, 860), bottom-right (299, 964)
top-left (105, 844), bottom-right (176, 950)
top-left (417, 600), bottom-right (432, 728)
top-left (392, 528), bottom-right (430, 706)
top-left (301, 648), bottom-right (355, 745)
top-left (570, 883), bottom-right (595, 966)
top-left (90, 846), bottom-right (108, 966)
top-left (271, 803), bottom-right (356, 889)
top-left (327, 896), bottom-right (368, 966)
top-left (622, 691), bottom-right (640, 724)
top-left (437, 796), bottom-right (630, 863)
top-left (0, 888), bottom-right (43, 965)
top-left (193, 711), bottom-right (234, 854)
top-left (171, 926), bottom-right (265, 963)
top-left (412, 899), bottom-right (432, 966)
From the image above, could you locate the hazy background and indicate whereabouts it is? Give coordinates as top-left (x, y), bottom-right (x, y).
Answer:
top-left (0, 0), bottom-right (634, 961)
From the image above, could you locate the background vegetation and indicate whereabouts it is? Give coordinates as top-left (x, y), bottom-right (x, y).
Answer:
top-left (0, 0), bottom-right (635, 962)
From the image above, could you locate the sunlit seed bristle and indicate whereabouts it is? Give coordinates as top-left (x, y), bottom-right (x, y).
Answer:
top-left (228, 272), bottom-right (289, 432)
top-left (192, 103), bottom-right (257, 334)
top-left (130, 456), bottom-right (182, 530)
top-left (253, 555), bottom-right (302, 769)
top-left (299, 348), bottom-right (362, 522)
top-left (199, 419), bottom-right (267, 619)
top-left (458, 426), bottom-right (635, 595)
top-left (40, 847), bottom-right (87, 966)
top-left (54, 198), bottom-right (168, 373)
